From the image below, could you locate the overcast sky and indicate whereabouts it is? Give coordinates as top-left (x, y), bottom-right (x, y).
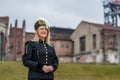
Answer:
top-left (0, 0), bottom-right (104, 32)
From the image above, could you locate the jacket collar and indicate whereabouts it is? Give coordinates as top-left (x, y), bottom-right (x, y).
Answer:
top-left (39, 39), bottom-right (46, 43)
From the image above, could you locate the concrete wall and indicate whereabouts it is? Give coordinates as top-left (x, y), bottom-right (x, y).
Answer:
top-left (71, 21), bottom-right (120, 64)
top-left (70, 21), bottom-right (102, 54)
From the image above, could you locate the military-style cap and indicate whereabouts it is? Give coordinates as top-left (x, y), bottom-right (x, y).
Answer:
top-left (34, 19), bottom-right (46, 30)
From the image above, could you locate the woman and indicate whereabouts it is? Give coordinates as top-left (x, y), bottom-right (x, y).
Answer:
top-left (22, 18), bottom-right (59, 80)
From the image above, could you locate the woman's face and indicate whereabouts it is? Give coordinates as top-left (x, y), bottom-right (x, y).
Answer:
top-left (37, 26), bottom-right (48, 39)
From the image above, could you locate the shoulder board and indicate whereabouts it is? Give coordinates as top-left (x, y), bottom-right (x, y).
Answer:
top-left (24, 41), bottom-right (32, 54)
top-left (25, 41), bottom-right (29, 45)
top-left (25, 40), bottom-right (38, 45)
top-left (25, 40), bottom-right (32, 45)
top-left (25, 43), bottom-right (28, 54)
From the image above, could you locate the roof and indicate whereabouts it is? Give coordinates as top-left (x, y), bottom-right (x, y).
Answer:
top-left (50, 26), bottom-right (74, 40)
top-left (50, 27), bottom-right (74, 34)
top-left (26, 32), bottom-right (34, 34)
top-left (82, 21), bottom-right (120, 31)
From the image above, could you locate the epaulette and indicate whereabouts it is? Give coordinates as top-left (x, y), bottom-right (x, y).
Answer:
top-left (24, 41), bottom-right (30, 54)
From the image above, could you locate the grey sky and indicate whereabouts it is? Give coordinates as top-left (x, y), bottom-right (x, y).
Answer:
top-left (0, 0), bottom-right (104, 32)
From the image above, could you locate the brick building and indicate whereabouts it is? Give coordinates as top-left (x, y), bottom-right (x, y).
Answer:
top-left (50, 27), bottom-right (74, 63)
top-left (25, 32), bottom-right (34, 42)
top-left (8, 19), bottom-right (26, 61)
top-left (0, 16), bottom-right (9, 60)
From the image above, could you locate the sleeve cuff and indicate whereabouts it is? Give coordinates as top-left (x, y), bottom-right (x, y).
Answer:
top-left (37, 63), bottom-right (43, 71)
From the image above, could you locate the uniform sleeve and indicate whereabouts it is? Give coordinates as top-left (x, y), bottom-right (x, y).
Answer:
top-left (22, 41), bottom-right (43, 71)
top-left (51, 47), bottom-right (59, 72)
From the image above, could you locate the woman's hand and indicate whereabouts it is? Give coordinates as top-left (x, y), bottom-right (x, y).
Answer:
top-left (42, 65), bottom-right (49, 73)
top-left (42, 65), bottom-right (54, 73)
top-left (48, 65), bottom-right (54, 72)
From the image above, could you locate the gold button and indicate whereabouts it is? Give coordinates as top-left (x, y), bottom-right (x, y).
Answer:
top-left (46, 52), bottom-right (48, 54)
top-left (46, 62), bottom-right (48, 64)
top-left (46, 58), bottom-right (48, 60)
top-left (46, 55), bottom-right (48, 57)
top-left (44, 46), bottom-right (46, 48)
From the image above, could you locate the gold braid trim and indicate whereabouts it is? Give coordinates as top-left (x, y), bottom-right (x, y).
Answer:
top-left (25, 44), bottom-right (28, 54)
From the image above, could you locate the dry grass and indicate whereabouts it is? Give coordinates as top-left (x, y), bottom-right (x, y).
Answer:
top-left (55, 63), bottom-right (120, 80)
top-left (1, 61), bottom-right (120, 80)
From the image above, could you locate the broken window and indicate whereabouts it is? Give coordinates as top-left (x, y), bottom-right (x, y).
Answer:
top-left (80, 36), bottom-right (86, 52)
top-left (93, 34), bottom-right (96, 49)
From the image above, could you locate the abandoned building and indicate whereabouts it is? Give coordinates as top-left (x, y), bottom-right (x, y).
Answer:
top-left (8, 19), bottom-right (26, 61)
top-left (71, 21), bottom-right (120, 64)
top-left (0, 16), bottom-right (9, 61)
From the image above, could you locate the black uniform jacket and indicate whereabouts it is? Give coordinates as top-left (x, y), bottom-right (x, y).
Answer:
top-left (22, 40), bottom-right (59, 79)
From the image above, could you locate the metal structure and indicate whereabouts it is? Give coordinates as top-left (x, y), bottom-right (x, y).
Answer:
top-left (101, 0), bottom-right (120, 26)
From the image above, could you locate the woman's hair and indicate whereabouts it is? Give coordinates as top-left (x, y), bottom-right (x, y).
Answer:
top-left (32, 25), bottom-right (51, 45)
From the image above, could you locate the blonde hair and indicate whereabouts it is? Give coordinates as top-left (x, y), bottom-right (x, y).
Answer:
top-left (32, 25), bottom-right (51, 45)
